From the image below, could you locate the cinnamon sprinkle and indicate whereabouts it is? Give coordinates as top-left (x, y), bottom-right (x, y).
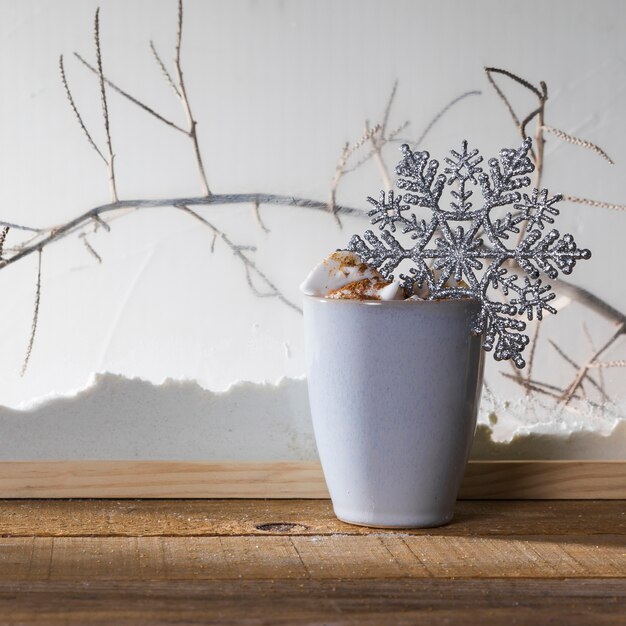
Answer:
top-left (326, 278), bottom-right (391, 300)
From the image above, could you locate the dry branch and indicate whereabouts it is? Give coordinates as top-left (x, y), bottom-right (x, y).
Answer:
top-left (94, 8), bottom-right (118, 202)
top-left (485, 66), bottom-right (544, 100)
top-left (548, 339), bottom-right (605, 399)
top-left (366, 120), bottom-right (393, 191)
top-left (74, 53), bottom-right (187, 134)
top-left (380, 79), bottom-right (398, 139)
top-left (80, 234), bottom-right (102, 263)
top-left (560, 323), bottom-right (625, 404)
top-left (178, 205), bottom-right (300, 313)
top-left (150, 40), bottom-right (181, 98)
top-left (564, 194), bottom-right (626, 212)
top-left (0, 193), bottom-right (364, 271)
top-left (524, 321), bottom-right (541, 395)
top-left (21, 249), bottom-right (42, 376)
top-left (589, 360), bottom-right (626, 369)
top-left (345, 121), bottom-right (409, 173)
top-left (59, 55), bottom-right (106, 163)
top-left (0, 226), bottom-right (9, 259)
top-left (328, 123), bottom-right (382, 225)
top-left (501, 371), bottom-right (580, 403)
top-left (413, 90), bottom-right (482, 147)
top-left (582, 322), bottom-right (608, 403)
top-left (8, 0), bottom-right (626, 401)
top-left (541, 125), bottom-right (614, 165)
top-left (252, 198), bottom-right (270, 234)
top-left (174, 0), bottom-right (211, 196)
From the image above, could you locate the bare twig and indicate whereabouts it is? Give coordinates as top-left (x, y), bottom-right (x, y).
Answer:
top-left (502, 372), bottom-right (605, 409)
top-left (93, 213), bottom-right (111, 232)
top-left (252, 198), bottom-right (270, 233)
top-left (541, 125), bottom-right (614, 165)
top-left (582, 321), bottom-right (609, 403)
top-left (380, 79), bottom-right (398, 139)
top-left (80, 233), bottom-right (102, 263)
top-left (502, 372), bottom-right (573, 402)
top-left (177, 205), bottom-right (301, 313)
top-left (563, 195), bottom-right (626, 212)
top-left (21, 249), bottom-right (42, 376)
top-left (328, 124), bottom-right (381, 226)
top-left (549, 338), bottom-right (584, 372)
top-left (59, 55), bottom-right (106, 163)
top-left (149, 39), bottom-right (181, 98)
top-left (503, 371), bottom-right (564, 395)
top-left (508, 356), bottom-right (525, 384)
top-left (533, 81), bottom-right (548, 191)
top-left (0, 226), bottom-right (9, 259)
top-left (524, 321), bottom-right (541, 395)
top-left (413, 90), bottom-right (482, 147)
top-left (346, 121), bottom-right (409, 173)
top-left (560, 323), bottom-right (625, 404)
top-left (540, 274), bottom-right (626, 328)
top-left (488, 70), bottom-right (546, 249)
top-left (548, 338), bottom-right (606, 399)
top-left (243, 263), bottom-right (274, 298)
top-left (484, 67), bottom-right (542, 164)
top-left (1, 232), bottom-right (41, 258)
top-left (5, 190), bottom-right (621, 344)
top-left (364, 81), bottom-right (402, 190)
top-left (485, 68), bottom-right (521, 129)
top-left (74, 53), bottom-right (187, 134)
top-left (485, 66), bottom-right (543, 100)
top-left (174, 0), bottom-right (211, 197)
top-left (366, 120), bottom-right (392, 191)
top-left (0, 220), bottom-right (42, 233)
top-left (327, 143), bottom-right (349, 227)
top-left (0, 193), bottom-right (364, 270)
top-left (520, 104), bottom-right (543, 141)
top-left (482, 379), bottom-right (495, 403)
top-left (94, 8), bottom-right (118, 202)
top-left (589, 360), bottom-right (626, 369)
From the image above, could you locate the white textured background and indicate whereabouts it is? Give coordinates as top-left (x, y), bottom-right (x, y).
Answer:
top-left (0, 0), bottom-right (624, 459)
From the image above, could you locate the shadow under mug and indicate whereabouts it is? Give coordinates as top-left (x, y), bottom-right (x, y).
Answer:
top-left (303, 296), bottom-right (484, 528)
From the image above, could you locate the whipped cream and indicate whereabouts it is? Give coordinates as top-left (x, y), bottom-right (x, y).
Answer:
top-left (300, 251), bottom-right (403, 301)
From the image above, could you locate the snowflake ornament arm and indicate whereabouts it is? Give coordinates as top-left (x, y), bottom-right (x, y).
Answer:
top-left (515, 188), bottom-right (561, 231)
top-left (347, 138), bottom-right (591, 368)
top-left (366, 190), bottom-right (410, 232)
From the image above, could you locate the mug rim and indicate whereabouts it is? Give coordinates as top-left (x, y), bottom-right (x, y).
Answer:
top-left (302, 294), bottom-right (481, 308)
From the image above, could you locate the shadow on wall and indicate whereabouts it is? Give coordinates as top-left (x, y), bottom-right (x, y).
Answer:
top-left (0, 373), bottom-right (624, 460)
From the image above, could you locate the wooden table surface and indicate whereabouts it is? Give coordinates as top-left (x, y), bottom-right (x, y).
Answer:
top-left (0, 499), bottom-right (624, 625)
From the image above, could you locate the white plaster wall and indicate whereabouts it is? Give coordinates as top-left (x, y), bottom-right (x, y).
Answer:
top-left (0, 0), bottom-right (624, 459)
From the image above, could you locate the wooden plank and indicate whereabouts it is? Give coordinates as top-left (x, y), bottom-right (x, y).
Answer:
top-left (0, 579), bottom-right (624, 626)
top-left (0, 535), bottom-right (624, 581)
top-left (0, 461), bottom-right (327, 498)
top-left (460, 460), bottom-right (626, 499)
top-left (0, 460), bottom-right (625, 499)
top-left (1, 500), bottom-right (624, 537)
top-left (0, 500), bottom-right (624, 624)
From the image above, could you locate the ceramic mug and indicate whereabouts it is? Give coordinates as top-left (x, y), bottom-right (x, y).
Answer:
top-left (303, 296), bottom-right (484, 528)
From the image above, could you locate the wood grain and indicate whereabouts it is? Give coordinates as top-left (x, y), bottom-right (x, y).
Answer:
top-left (0, 500), bottom-right (624, 624)
top-left (1, 579), bottom-right (624, 625)
top-left (1, 499), bottom-right (624, 537)
top-left (460, 460), bottom-right (626, 499)
top-left (0, 460), bottom-right (625, 499)
top-left (1, 534), bottom-right (624, 582)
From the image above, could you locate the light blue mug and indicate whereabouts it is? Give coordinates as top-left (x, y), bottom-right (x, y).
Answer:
top-left (304, 296), bottom-right (484, 528)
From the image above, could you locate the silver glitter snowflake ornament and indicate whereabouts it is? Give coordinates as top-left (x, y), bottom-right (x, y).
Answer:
top-left (347, 138), bottom-right (591, 368)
